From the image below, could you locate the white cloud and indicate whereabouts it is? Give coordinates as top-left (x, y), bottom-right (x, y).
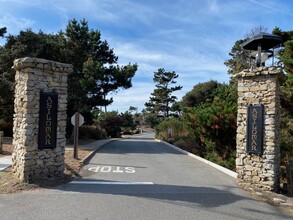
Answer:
top-left (207, 0), bottom-right (219, 13)
top-left (248, 0), bottom-right (287, 13)
top-left (0, 0), bottom-right (292, 113)
top-left (107, 82), bottom-right (155, 112)
top-left (115, 43), bottom-right (165, 63)
top-left (0, 14), bottom-right (35, 34)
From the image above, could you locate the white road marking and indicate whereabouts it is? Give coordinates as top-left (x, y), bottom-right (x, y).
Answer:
top-left (88, 166), bottom-right (136, 174)
top-left (70, 181), bottom-right (153, 185)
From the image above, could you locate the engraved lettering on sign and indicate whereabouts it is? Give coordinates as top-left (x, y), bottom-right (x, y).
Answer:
top-left (45, 97), bottom-right (53, 145)
top-left (251, 109), bottom-right (258, 151)
top-left (38, 91), bottom-right (58, 149)
top-left (246, 105), bottom-right (264, 155)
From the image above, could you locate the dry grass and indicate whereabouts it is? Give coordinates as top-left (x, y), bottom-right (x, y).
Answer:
top-left (0, 142), bottom-right (93, 194)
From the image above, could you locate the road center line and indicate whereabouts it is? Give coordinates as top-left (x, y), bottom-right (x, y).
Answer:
top-left (70, 181), bottom-right (154, 185)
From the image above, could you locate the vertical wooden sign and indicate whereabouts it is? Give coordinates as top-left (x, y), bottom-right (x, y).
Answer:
top-left (38, 91), bottom-right (58, 149)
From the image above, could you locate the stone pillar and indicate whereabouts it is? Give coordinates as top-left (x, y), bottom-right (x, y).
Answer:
top-left (12, 57), bottom-right (73, 183)
top-left (234, 66), bottom-right (284, 191)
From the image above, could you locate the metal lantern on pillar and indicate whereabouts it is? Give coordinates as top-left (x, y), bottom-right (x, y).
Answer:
top-left (241, 32), bottom-right (282, 67)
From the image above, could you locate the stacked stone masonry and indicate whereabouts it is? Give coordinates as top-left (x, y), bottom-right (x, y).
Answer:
top-left (234, 66), bottom-right (285, 191)
top-left (12, 57), bottom-right (73, 182)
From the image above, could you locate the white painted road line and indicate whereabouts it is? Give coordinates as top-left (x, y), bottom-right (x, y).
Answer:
top-left (70, 181), bottom-right (154, 185)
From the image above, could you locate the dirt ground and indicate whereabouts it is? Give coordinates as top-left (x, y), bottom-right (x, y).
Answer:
top-left (0, 142), bottom-right (93, 194)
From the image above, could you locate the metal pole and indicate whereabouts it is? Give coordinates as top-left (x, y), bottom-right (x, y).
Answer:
top-left (73, 112), bottom-right (79, 159)
top-left (0, 131), bottom-right (3, 154)
top-left (257, 44), bottom-right (261, 67)
top-left (272, 48), bottom-right (275, 66)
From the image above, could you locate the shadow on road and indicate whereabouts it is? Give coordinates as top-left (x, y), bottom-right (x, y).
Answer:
top-left (53, 181), bottom-right (291, 219)
top-left (57, 181), bottom-right (248, 208)
top-left (95, 139), bottom-right (183, 155)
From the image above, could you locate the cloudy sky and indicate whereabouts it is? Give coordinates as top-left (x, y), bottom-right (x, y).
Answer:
top-left (0, 0), bottom-right (292, 112)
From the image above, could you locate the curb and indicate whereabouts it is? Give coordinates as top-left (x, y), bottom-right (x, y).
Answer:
top-left (80, 139), bottom-right (119, 165)
top-left (0, 155), bottom-right (12, 171)
top-left (156, 139), bottom-right (237, 178)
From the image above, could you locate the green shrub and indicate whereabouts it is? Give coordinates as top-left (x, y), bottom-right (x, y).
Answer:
top-left (155, 118), bottom-right (189, 141)
top-left (79, 125), bottom-right (107, 140)
top-left (99, 111), bottom-right (123, 138)
top-left (204, 151), bottom-right (218, 163)
top-left (183, 84), bottom-right (237, 167)
top-left (174, 137), bottom-right (198, 152)
top-left (0, 119), bottom-right (13, 137)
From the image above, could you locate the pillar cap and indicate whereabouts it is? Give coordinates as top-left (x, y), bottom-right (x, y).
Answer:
top-left (13, 57), bottom-right (74, 74)
top-left (233, 66), bottom-right (285, 82)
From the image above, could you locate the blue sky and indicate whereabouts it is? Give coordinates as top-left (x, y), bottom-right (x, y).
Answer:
top-left (0, 0), bottom-right (292, 113)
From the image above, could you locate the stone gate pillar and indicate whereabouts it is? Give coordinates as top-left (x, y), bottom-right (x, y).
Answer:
top-left (234, 66), bottom-right (284, 191)
top-left (12, 57), bottom-right (73, 183)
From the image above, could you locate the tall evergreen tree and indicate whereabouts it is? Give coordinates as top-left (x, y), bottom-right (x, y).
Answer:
top-left (0, 27), bottom-right (6, 37)
top-left (145, 68), bottom-right (182, 118)
top-left (0, 19), bottom-right (137, 135)
top-left (0, 29), bottom-right (66, 122)
top-left (224, 26), bottom-right (269, 75)
top-left (273, 28), bottom-right (293, 158)
top-left (64, 19), bottom-right (118, 115)
top-left (82, 58), bottom-right (137, 112)
top-left (181, 80), bottom-right (220, 108)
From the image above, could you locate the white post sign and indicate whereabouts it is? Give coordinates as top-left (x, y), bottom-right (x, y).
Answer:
top-left (71, 112), bottom-right (84, 158)
top-left (71, 113), bottom-right (84, 127)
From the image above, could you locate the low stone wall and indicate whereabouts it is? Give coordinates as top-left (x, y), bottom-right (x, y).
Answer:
top-left (234, 66), bottom-right (284, 191)
top-left (12, 57), bottom-right (73, 182)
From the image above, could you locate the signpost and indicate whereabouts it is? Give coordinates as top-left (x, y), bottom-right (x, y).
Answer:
top-left (0, 131), bottom-right (3, 154)
top-left (71, 112), bottom-right (84, 158)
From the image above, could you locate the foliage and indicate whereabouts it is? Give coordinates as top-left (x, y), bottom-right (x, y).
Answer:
top-left (0, 119), bottom-right (13, 137)
top-left (0, 27), bottom-right (6, 37)
top-left (79, 125), bottom-right (107, 140)
top-left (224, 26), bottom-right (269, 75)
top-left (64, 18), bottom-right (137, 117)
top-left (275, 28), bottom-right (293, 161)
top-left (142, 112), bottom-right (160, 128)
top-left (155, 81), bottom-right (237, 170)
top-left (155, 117), bottom-right (189, 141)
top-left (0, 19), bottom-right (137, 136)
top-left (281, 40), bottom-right (293, 74)
top-left (82, 57), bottom-right (137, 112)
top-left (280, 111), bottom-right (293, 160)
top-left (0, 29), bottom-right (67, 133)
top-left (183, 83), bottom-right (237, 169)
top-left (128, 106), bottom-right (138, 114)
top-left (145, 68), bottom-right (182, 118)
top-left (181, 80), bottom-right (220, 108)
top-left (96, 110), bottom-right (137, 138)
top-left (98, 111), bottom-right (123, 138)
top-left (120, 111), bottom-right (136, 130)
top-left (224, 39), bottom-right (250, 75)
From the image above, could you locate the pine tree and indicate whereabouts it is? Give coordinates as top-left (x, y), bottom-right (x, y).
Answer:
top-left (0, 27), bottom-right (6, 37)
top-left (145, 68), bottom-right (182, 118)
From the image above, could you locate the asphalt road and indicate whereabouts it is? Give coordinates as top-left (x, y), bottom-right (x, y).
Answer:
top-left (0, 131), bottom-right (292, 220)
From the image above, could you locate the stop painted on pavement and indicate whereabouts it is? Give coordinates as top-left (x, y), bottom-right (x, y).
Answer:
top-left (88, 165), bottom-right (136, 174)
